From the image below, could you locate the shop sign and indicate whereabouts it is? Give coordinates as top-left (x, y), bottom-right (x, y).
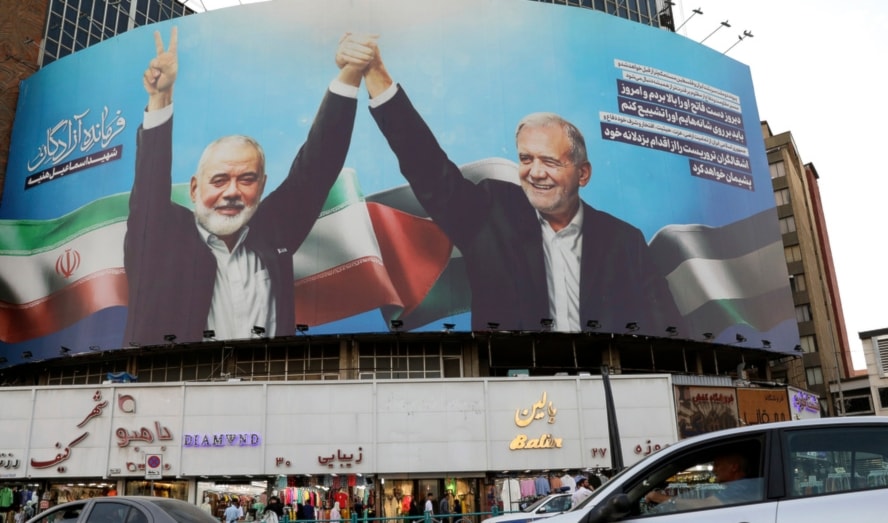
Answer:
top-left (510, 392), bottom-right (563, 450)
top-left (29, 389), bottom-right (107, 473)
top-left (316, 447), bottom-right (364, 468)
top-left (183, 432), bottom-right (262, 447)
top-left (632, 439), bottom-right (666, 456)
top-left (792, 391), bottom-right (820, 415)
top-left (0, 452), bottom-right (20, 470)
top-left (115, 421), bottom-right (175, 447)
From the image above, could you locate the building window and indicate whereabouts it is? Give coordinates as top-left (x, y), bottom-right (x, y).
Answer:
top-left (790, 273), bottom-right (807, 293)
top-left (779, 216), bottom-right (797, 234)
top-left (233, 343), bottom-right (340, 381)
top-left (46, 359), bottom-right (128, 385)
top-left (875, 336), bottom-right (888, 376)
top-left (769, 161), bottom-right (786, 179)
top-left (798, 335), bottom-right (817, 353)
top-left (359, 341), bottom-right (462, 379)
top-left (42, 0), bottom-right (194, 67)
top-left (806, 366), bottom-right (823, 386)
top-left (795, 305), bottom-right (812, 323)
top-left (774, 188), bottom-right (791, 206)
top-left (839, 395), bottom-right (874, 415)
top-left (784, 245), bottom-right (802, 263)
top-left (878, 387), bottom-right (888, 409)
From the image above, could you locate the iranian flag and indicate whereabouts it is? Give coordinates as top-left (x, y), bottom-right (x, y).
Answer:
top-left (0, 167), bottom-right (471, 344)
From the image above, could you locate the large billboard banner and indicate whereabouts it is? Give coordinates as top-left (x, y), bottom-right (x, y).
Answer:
top-left (0, 0), bottom-right (797, 364)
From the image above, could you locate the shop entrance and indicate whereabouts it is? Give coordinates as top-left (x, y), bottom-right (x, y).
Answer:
top-left (196, 478), bottom-right (270, 521)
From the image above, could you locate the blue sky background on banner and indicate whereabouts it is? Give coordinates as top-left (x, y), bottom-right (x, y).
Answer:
top-left (2, 0), bottom-right (781, 348)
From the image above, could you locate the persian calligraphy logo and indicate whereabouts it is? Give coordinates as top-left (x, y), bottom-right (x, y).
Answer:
top-left (55, 248), bottom-right (81, 279)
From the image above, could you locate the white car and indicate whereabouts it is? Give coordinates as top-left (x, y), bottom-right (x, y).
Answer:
top-left (484, 492), bottom-right (573, 523)
top-left (540, 417), bottom-right (888, 523)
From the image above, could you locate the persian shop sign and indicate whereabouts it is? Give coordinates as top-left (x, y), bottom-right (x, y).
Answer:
top-left (510, 392), bottom-right (563, 450)
top-left (183, 432), bottom-right (262, 448)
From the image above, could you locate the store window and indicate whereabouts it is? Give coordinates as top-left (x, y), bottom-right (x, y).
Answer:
top-left (125, 479), bottom-right (188, 500)
top-left (196, 480), bottom-right (269, 521)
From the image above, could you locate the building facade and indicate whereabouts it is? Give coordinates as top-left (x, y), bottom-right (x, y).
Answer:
top-left (0, 1), bottom-right (850, 517)
top-left (833, 328), bottom-right (888, 417)
top-left (0, 372), bottom-right (820, 518)
top-left (763, 122), bottom-right (855, 414)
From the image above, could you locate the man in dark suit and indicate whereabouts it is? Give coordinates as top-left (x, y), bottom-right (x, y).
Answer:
top-left (358, 36), bottom-right (684, 334)
top-left (124, 28), bottom-right (375, 345)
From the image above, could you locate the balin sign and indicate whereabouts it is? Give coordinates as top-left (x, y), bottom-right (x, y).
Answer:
top-left (510, 392), bottom-right (563, 450)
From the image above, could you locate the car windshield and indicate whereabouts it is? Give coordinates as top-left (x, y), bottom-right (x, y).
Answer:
top-left (521, 496), bottom-right (556, 512)
top-left (150, 499), bottom-right (219, 522)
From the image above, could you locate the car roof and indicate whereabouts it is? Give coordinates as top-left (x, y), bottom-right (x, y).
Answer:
top-left (644, 417), bottom-right (888, 460)
top-left (671, 416), bottom-right (888, 446)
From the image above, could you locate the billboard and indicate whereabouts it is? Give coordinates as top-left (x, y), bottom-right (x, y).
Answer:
top-left (0, 0), bottom-right (798, 365)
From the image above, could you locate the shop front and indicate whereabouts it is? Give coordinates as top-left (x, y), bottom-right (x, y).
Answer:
top-left (0, 375), bottom-right (679, 517)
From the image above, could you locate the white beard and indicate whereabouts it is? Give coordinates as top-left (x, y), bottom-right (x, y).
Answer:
top-left (194, 199), bottom-right (258, 238)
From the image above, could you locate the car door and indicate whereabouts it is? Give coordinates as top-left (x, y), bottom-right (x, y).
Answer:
top-left (774, 423), bottom-right (888, 523)
top-left (608, 432), bottom-right (779, 523)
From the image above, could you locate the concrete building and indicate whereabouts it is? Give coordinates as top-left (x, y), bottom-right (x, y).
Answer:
top-left (0, 0), bottom-right (848, 516)
top-left (763, 122), bottom-right (856, 415)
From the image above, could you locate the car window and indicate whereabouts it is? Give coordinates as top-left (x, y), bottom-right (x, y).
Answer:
top-left (151, 498), bottom-right (221, 522)
top-left (785, 425), bottom-right (888, 497)
top-left (545, 496), bottom-right (571, 513)
top-left (85, 502), bottom-right (135, 523)
top-left (520, 496), bottom-right (550, 512)
top-left (29, 502), bottom-right (87, 523)
top-left (126, 508), bottom-right (149, 523)
top-left (623, 435), bottom-right (765, 517)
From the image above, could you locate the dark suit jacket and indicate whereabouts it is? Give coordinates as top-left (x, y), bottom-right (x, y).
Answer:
top-left (124, 90), bottom-right (357, 346)
top-left (371, 87), bottom-right (684, 333)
